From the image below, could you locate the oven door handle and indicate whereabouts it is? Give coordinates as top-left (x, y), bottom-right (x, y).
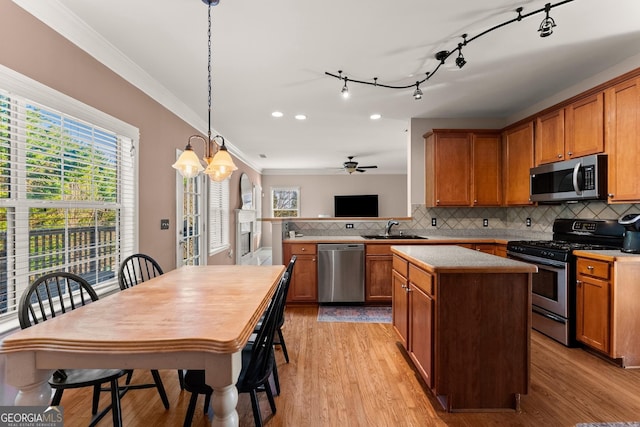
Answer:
top-left (533, 306), bottom-right (567, 324)
top-left (506, 251), bottom-right (567, 269)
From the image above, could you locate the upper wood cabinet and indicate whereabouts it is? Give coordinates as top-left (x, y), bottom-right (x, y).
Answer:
top-left (565, 93), bottom-right (604, 159)
top-left (502, 122), bottom-right (535, 206)
top-left (535, 108), bottom-right (565, 165)
top-left (424, 129), bottom-right (500, 207)
top-left (535, 93), bottom-right (604, 166)
top-left (605, 77), bottom-right (640, 203)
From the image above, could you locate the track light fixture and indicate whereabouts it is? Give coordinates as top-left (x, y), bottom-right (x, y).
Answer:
top-left (172, 0), bottom-right (237, 182)
top-left (538, 3), bottom-right (557, 37)
top-left (326, 0), bottom-right (573, 100)
top-left (413, 83), bottom-right (423, 100)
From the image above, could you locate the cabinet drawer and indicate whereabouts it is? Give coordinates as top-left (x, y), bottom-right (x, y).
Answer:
top-left (392, 255), bottom-right (408, 278)
top-left (577, 257), bottom-right (610, 280)
top-left (286, 243), bottom-right (317, 255)
top-left (366, 244), bottom-right (392, 255)
top-left (409, 264), bottom-right (433, 296)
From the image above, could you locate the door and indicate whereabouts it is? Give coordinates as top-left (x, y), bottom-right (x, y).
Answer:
top-left (502, 122), bottom-right (535, 206)
top-left (176, 150), bottom-right (205, 267)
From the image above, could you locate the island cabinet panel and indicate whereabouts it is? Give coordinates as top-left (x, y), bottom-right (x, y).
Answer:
top-left (283, 242), bottom-right (317, 303)
top-left (392, 269), bottom-right (409, 349)
top-left (391, 246), bottom-right (534, 412)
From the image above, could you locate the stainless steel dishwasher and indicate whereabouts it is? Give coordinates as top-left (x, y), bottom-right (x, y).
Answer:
top-left (317, 243), bottom-right (365, 303)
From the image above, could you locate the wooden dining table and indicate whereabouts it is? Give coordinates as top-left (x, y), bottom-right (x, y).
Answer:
top-left (1, 264), bottom-right (285, 427)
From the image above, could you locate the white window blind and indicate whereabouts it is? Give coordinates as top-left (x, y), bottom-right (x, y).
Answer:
top-left (208, 178), bottom-right (229, 255)
top-left (0, 66), bottom-right (137, 322)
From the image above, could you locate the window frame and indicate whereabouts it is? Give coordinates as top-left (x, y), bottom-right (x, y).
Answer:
top-left (208, 177), bottom-right (230, 256)
top-left (0, 64), bottom-right (138, 329)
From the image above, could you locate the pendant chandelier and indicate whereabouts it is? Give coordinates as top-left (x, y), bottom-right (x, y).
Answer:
top-left (172, 0), bottom-right (237, 181)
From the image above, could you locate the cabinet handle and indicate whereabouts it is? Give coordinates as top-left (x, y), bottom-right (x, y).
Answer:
top-left (557, 154), bottom-right (563, 158)
top-left (608, 194), bottom-right (614, 198)
top-left (587, 265), bottom-right (594, 271)
top-left (301, 247), bottom-right (306, 251)
top-left (576, 280), bottom-right (582, 287)
top-left (436, 199), bottom-right (440, 204)
top-left (567, 151), bottom-right (573, 156)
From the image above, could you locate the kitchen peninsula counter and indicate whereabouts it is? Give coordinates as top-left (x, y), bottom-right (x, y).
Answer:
top-left (391, 245), bottom-right (537, 412)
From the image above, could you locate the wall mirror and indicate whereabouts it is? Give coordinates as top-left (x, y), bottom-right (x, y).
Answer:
top-left (240, 173), bottom-right (253, 209)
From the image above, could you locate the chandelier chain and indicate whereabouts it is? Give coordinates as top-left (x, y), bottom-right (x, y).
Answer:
top-left (207, 2), bottom-right (212, 141)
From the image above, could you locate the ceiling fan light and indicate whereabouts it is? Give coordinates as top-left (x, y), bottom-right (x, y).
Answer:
top-left (172, 147), bottom-right (204, 178)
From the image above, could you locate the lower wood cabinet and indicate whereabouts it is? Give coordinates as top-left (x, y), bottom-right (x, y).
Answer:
top-left (408, 263), bottom-right (434, 388)
top-left (575, 252), bottom-right (640, 367)
top-left (283, 242), bottom-right (317, 303)
top-left (365, 244), bottom-right (393, 303)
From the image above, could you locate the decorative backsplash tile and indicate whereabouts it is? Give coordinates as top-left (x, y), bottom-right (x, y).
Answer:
top-left (285, 202), bottom-right (640, 237)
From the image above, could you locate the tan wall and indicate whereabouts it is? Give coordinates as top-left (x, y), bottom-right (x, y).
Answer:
top-left (0, 1), bottom-right (258, 270)
top-left (260, 174), bottom-right (407, 247)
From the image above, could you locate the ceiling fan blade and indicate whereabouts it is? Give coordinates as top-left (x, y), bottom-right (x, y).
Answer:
top-left (358, 165), bottom-right (378, 169)
top-left (356, 168), bottom-right (366, 173)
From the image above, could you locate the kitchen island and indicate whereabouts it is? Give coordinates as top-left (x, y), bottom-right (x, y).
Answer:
top-left (391, 245), bottom-right (537, 412)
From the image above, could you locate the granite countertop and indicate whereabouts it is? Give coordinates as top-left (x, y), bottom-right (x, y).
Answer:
top-left (391, 245), bottom-right (538, 273)
top-left (284, 234), bottom-right (527, 244)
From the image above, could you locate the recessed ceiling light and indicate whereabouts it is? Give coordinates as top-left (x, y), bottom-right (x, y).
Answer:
top-left (370, 114), bottom-right (381, 120)
top-left (271, 111), bottom-right (283, 118)
top-left (259, 154), bottom-right (267, 158)
top-left (295, 114), bottom-right (307, 120)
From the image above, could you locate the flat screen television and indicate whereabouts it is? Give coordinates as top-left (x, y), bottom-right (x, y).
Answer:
top-left (334, 194), bottom-right (378, 217)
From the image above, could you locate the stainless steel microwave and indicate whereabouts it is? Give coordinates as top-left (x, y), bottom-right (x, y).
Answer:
top-left (530, 154), bottom-right (608, 203)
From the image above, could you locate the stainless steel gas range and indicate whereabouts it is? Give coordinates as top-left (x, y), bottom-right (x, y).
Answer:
top-left (507, 218), bottom-right (625, 346)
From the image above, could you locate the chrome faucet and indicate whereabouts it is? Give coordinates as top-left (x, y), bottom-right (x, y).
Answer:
top-left (384, 219), bottom-right (399, 236)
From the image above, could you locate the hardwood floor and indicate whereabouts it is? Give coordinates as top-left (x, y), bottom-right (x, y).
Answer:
top-left (59, 306), bottom-right (640, 426)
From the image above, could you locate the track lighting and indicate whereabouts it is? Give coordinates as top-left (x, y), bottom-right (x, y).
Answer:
top-left (326, 0), bottom-right (573, 99)
top-left (538, 3), bottom-right (556, 37)
top-left (413, 83), bottom-right (423, 100)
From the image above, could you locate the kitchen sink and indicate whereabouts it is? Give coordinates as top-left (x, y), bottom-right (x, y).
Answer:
top-left (361, 234), bottom-right (427, 240)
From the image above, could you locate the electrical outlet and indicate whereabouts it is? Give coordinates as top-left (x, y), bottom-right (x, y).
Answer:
top-left (526, 217), bottom-right (532, 227)
top-left (431, 218), bottom-right (437, 227)
top-left (345, 223), bottom-right (354, 229)
top-left (160, 219), bottom-right (170, 230)
top-left (483, 219), bottom-right (489, 227)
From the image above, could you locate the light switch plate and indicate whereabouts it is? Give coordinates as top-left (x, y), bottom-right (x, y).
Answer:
top-left (160, 219), bottom-right (170, 230)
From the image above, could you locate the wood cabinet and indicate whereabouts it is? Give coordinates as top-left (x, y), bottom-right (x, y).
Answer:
top-left (502, 122), bottom-right (535, 206)
top-left (391, 246), bottom-right (533, 411)
top-left (605, 77), bottom-right (640, 203)
top-left (576, 257), bottom-right (611, 353)
top-left (283, 242), bottom-right (317, 303)
top-left (565, 93), bottom-right (604, 159)
top-left (535, 93), bottom-right (604, 166)
top-left (365, 244), bottom-right (393, 303)
top-left (574, 252), bottom-right (640, 367)
top-left (535, 108), bottom-right (565, 165)
top-left (424, 129), bottom-right (500, 207)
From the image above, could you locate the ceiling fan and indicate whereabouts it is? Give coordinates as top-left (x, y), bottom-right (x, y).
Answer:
top-left (342, 156), bottom-right (378, 174)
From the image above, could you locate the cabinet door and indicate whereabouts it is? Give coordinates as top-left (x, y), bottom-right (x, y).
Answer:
top-left (576, 274), bottom-right (610, 353)
top-left (535, 108), bottom-right (565, 165)
top-left (565, 92), bottom-right (604, 159)
top-left (409, 283), bottom-right (434, 388)
top-left (605, 78), bottom-right (640, 203)
top-left (426, 132), bottom-right (471, 206)
top-left (287, 254), bottom-right (317, 302)
top-left (392, 270), bottom-right (409, 349)
top-left (366, 255), bottom-right (393, 303)
top-left (472, 133), bottom-right (501, 206)
top-left (502, 122), bottom-right (535, 206)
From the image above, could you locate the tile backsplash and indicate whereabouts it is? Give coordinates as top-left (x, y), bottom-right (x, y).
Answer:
top-left (286, 202), bottom-right (640, 237)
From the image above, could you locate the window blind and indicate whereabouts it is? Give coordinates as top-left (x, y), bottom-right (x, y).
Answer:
top-left (209, 177), bottom-right (229, 254)
top-left (0, 68), bottom-right (137, 322)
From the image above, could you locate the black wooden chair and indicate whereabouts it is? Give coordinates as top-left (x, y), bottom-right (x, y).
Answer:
top-left (182, 270), bottom-right (289, 427)
top-left (19, 272), bottom-right (128, 427)
top-left (273, 255), bottom-right (296, 364)
top-left (118, 253), bottom-right (184, 390)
